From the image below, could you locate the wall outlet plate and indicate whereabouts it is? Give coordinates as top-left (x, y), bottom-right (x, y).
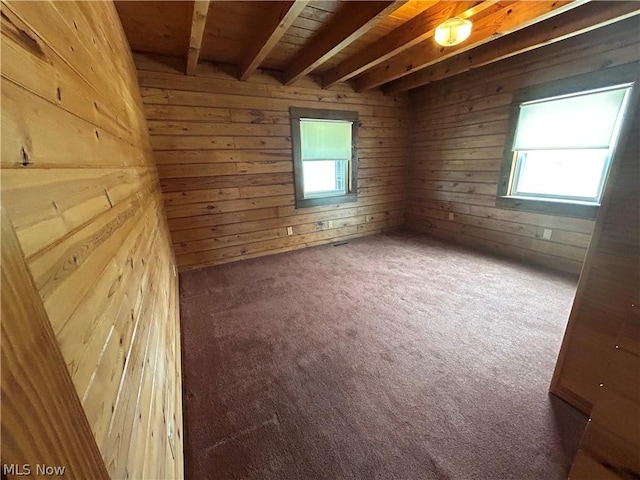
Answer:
top-left (542, 228), bottom-right (553, 240)
top-left (287, 226), bottom-right (293, 235)
top-left (448, 212), bottom-right (455, 221)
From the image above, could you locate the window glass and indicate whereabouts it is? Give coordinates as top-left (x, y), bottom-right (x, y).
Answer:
top-left (303, 160), bottom-right (347, 196)
top-left (512, 150), bottom-right (608, 200)
top-left (290, 108), bottom-right (358, 209)
top-left (507, 84), bottom-right (632, 205)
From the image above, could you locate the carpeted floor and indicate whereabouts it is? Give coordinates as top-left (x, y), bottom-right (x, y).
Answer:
top-left (179, 232), bottom-right (587, 480)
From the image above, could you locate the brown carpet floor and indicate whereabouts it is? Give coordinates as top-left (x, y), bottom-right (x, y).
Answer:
top-left (179, 232), bottom-right (587, 480)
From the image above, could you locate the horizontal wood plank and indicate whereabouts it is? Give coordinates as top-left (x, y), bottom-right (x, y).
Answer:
top-left (0, 2), bottom-right (183, 478)
top-left (136, 53), bottom-right (410, 269)
top-left (406, 21), bottom-right (640, 274)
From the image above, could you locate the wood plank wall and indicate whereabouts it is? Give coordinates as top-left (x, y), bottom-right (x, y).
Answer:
top-left (1, 205), bottom-right (109, 478)
top-left (554, 83), bottom-right (639, 479)
top-left (134, 54), bottom-right (409, 270)
top-left (1, 1), bottom-right (183, 478)
top-left (406, 18), bottom-right (640, 274)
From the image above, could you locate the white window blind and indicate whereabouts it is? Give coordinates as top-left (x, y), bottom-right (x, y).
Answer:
top-left (513, 86), bottom-right (630, 151)
top-left (300, 119), bottom-right (352, 161)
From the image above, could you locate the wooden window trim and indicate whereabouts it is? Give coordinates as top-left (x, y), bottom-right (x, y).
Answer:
top-left (496, 63), bottom-right (638, 219)
top-left (290, 107), bottom-right (359, 209)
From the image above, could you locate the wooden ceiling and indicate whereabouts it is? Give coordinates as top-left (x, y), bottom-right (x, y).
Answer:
top-left (115, 0), bottom-right (640, 92)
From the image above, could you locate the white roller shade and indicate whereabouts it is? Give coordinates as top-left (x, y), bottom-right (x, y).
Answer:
top-left (300, 119), bottom-right (352, 161)
top-left (513, 86), bottom-right (630, 151)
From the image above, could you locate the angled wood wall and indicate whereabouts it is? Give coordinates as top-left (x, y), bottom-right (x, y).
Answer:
top-left (1, 1), bottom-right (183, 478)
top-left (1, 206), bottom-right (109, 479)
top-left (555, 82), bottom-right (639, 479)
top-left (406, 18), bottom-right (640, 274)
top-left (134, 54), bottom-right (409, 270)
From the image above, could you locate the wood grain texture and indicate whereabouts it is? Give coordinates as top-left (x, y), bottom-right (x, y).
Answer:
top-left (321, 0), bottom-right (490, 88)
top-left (354, 0), bottom-right (581, 92)
top-left (385, 1), bottom-right (640, 93)
top-left (1, 1), bottom-right (183, 478)
top-left (262, 0), bottom-right (434, 73)
top-left (135, 53), bottom-right (409, 270)
top-left (559, 77), bottom-right (640, 479)
top-left (114, 1), bottom-right (192, 58)
top-left (282, 0), bottom-right (406, 85)
top-left (405, 19), bottom-right (640, 274)
top-left (239, 0), bottom-right (308, 81)
top-left (308, 0), bottom-right (437, 76)
top-left (1, 206), bottom-right (109, 479)
top-left (186, 0), bottom-right (210, 75)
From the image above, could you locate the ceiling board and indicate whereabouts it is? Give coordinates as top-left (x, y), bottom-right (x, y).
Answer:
top-left (353, 0), bottom-right (580, 91)
top-left (313, 0), bottom-right (439, 74)
top-left (199, 1), bottom-right (271, 64)
top-left (262, 2), bottom-right (345, 70)
top-left (115, 1), bottom-right (191, 57)
top-left (117, 0), bottom-right (637, 91)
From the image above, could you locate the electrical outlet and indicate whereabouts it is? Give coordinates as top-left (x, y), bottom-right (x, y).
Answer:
top-left (287, 226), bottom-right (293, 236)
top-left (448, 212), bottom-right (455, 221)
top-left (542, 228), bottom-right (552, 240)
top-left (327, 220), bottom-right (333, 228)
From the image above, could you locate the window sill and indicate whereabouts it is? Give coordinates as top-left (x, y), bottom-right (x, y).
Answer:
top-left (296, 193), bottom-right (357, 209)
top-left (495, 196), bottom-right (599, 219)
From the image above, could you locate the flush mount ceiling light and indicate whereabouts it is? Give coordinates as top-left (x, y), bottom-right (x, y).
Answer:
top-left (434, 17), bottom-right (472, 47)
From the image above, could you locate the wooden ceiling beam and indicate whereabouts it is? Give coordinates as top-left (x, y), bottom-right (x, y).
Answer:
top-left (185, 0), bottom-right (210, 76)
top-left (239, 1), bottom-right (308, 81)
top-left (384, 2), bottom-right (640, 94)
top-left (354, 0), bottom-right (586, 92)
top-left (282, 0), bottom-right (406, 86)
top-left (321, 0), bottom-right (498, 89)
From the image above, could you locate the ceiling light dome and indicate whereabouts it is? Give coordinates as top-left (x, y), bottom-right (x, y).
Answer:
top-left (435, 17), bottom-right (472, 47)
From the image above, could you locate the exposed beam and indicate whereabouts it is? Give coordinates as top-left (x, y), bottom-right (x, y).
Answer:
top-left (322, 1), bottom-right (498, 89)
top-left (239, 1), bottom-right (308, 81)
top-left (282, 0), bottom-right (406, 86)
top-left (385, 2), bottom-right (640, 94)
top-left (354, 0), bottom-right (586, 92)
top-left (186, 0), bottom-right (210, 76)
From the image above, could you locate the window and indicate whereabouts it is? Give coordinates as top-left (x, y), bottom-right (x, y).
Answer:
top-left (290, 107), bottom-right (358, 208)
top-left (497, 76), bottom-right (633, 218)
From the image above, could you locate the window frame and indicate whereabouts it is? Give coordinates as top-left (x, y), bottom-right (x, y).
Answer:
top-left (290, 107), bottom-right (359, 209)
top-left (496, 65), bottom-right (636, 219)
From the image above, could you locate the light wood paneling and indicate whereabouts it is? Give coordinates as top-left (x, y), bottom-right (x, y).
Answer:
top-left (1, 206), bottom-right (109, 479)
top-left (1, 1), bottom-right (183, 478)
top-left (557, 76), bottom-right (640, 479)
top-left (135, 53), bottom-right (409, 270)
top-left (406, 19), bottom-right (640, 274)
